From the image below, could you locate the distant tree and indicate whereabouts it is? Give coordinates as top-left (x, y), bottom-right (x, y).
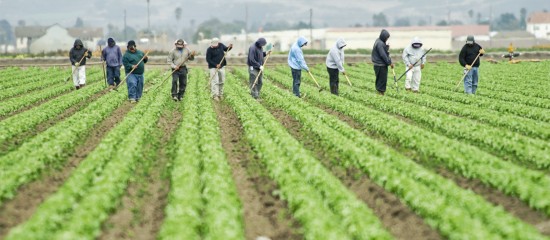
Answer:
top-left (17, 20), bottom-right (25, 27)
top-left (263, 21), bottom-right (291, 31)
top-left (394, 17), bottom-right (411, 27)
top-left (436, 20), bottom-right (448, 26)
top-left (74, 17), bottom-right (84, 28)
top-left (294, 21), bottom-right (311, 29)
top-left (373, 13), bottom-right (389, 27)
top-left (477, 13), bottom-right (482, 24)
top-left (418, 19), bottom-right (428, 26)
top-left (492, 12), bottom-right (520, 31)
top-left (0, 19), bottom-right (15, 53)
top-left (353, 23), bottom-right (363, 28)
top-left (519, 8), bottom-right (527, 30)
top-left (106, 23), bottom-right (136, 42)
top-left (175, 7), bottom-right (182, 21)
top-left (468, 9), bottom-right (474, 24)
top-left (192, 18), bottom-right (245, 43)
top-left (449, 20), bottom-right (464, 25)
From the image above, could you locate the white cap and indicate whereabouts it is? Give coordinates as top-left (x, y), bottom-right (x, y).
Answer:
top-left (211, 37), bottom-right (219, 46)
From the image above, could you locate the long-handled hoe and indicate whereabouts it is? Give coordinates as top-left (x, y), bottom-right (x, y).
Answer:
top-left (344, 72), bottom-right (352, 86)
top-left (454, 52), bottom-right (481, 91)
top-left (99, 45), bottom-right (107, 88)
top-left (114, 50), bottom-right (150, 91)
top-left (65, 50), bottom-right (89, 82)
top-left (307, 70), bottom-right (323, 92)
top-left (145, 51), bottom-right (195, 93)
top-left (207, 47), bottom-right (231, 90)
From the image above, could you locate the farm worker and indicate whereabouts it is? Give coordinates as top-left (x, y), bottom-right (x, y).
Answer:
top-left (206, 37), bottom-right (232, 101)
top-left (371, 29), bottom-right (394, 95)
top-left (402, 37), bottom-right (427, 93)
top-left (101, 37), bottom-right (123, 90)
top-left (69, 39), bottom-right (92, 90)
top-left (459, 35), bottom-right (485, 94)
top-left (167, 39), bottom-right (195, 102)
top-left (288, 36), bottom-right (310, 98)
top-left (122, 40), bottom-right (148, 103)
top-left (247, 37), bottom-right (269, 99)
top-left (326, 38), bottom-right (347, 95)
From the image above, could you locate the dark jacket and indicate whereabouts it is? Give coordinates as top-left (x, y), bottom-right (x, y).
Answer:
top-left (69, 39), bottom-right (92, 66)
top-left (247, 38), bottom-right (267, 70)
top-left (122, 49), bottom-right (148, 75)
top-left (459, 43), bottom-right (484, 67)
top-left (371, 29), bottom-right (392, 67)
top-left (206, 43), bottom-right (230, 69)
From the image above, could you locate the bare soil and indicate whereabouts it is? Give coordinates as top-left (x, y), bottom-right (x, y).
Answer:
top-left (98, 105), bottom-right (178, 240)
top-left (214, 100), bottom-right (303, 240)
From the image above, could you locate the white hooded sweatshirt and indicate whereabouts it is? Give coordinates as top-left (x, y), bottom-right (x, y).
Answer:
top-left (326, 38), bottom-right (346, 72)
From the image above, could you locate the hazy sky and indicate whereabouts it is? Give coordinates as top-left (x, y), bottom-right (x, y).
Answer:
top-left (2, 0), bottom-right (549, 30)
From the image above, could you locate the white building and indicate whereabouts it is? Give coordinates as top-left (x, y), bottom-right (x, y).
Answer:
top-left (15, 24), bottom-right (103, 54)
top-left (217, 25), bottom-right (491, 54)
top-left (527, 12), bottom-right (550, 39)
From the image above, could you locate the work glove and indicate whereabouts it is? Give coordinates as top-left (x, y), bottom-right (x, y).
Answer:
top-left (75, 63), bottom-right (80, 67)
top-left (421, 64), bottom-right (425, 70)
top-left (259, 65), bottom-right (264, 71)
top-left (408, 64), bottom-right (413, 70)
top-left (479, 49), bottom-right (485, 54)
top-left (465, 64), bottom-right (472, 70)
top-left (342, 71), bottom-right (346, 75)
top-left (390, 63), bottom-right (394, 69)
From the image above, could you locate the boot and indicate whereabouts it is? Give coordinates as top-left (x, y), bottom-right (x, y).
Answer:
top-left (79, 83), bottom-right (86, 88)
top-left (75, 86), bottom-right (80, 90)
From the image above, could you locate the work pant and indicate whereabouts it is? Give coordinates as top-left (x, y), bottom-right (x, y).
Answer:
top-left (127, 73), bottom-right (144, 101)
top-left (249, 67), bottom-right (263, 99)
top-left (72, 65), bottom-right (86, 87)
top-left (374, 65), bottom-right (388, 93)
top-left (464, 67), bottom-right (479, 94)
top-left (291, 68), bottom-right (302, 97)
top-left (210, 67), bottom-right (226, 98)
top-left (327, 67), bottom-right (339, 95)
top-left (172, 67), bottom-right (188, 99)
top-left (106, 65), bottom-right (121, 86)
top-left (405, 66), bottom-right (422, 91)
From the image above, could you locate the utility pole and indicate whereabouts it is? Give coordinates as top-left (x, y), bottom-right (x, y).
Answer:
top-left (310, 8), bottom-right (313, 49)
top-left (245, 5), bottom-right (249, 45)
top-left (124, 9), bottom-right (127, 41)
top-left (147, 0), bottom-right (151, 31)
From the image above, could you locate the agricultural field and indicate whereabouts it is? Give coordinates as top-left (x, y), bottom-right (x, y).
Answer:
top-left (0, 60), bottom-right (549, 240)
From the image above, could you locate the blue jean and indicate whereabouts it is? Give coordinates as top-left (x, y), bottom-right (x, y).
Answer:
top-left (291, 68), bottom-right (302, 97)
top-left (127, 74), bottom-right (144, 100)
top-left (464, 67), bottom-right (479, 94)
top-left (106, 66), bottom-right (121, 86)
top-left (249, 67), bottom-right (263, 99)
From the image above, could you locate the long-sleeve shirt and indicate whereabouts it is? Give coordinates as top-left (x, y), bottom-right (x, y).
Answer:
top-left (167, 47), bottom-right (194, 69)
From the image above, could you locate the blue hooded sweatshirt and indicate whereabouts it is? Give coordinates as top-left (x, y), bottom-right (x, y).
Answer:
top-left (288, 36), bottom-right (309, 71)
top-left (102, 38), bottom-right (123, 67)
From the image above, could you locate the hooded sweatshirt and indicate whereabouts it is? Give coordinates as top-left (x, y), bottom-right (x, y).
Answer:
top-left (371, 29), bottom-right (392, 66)
top-left (288, 36), bottom-right (309, 71)
top-left (102, 38), bottom-right (123, 67)
top-left (402, 37), bottom-right (426, 67)
top-left (69, 39), bottom-right (91, 66)
top-left (247, 38), bottom-right (267, 70)
top-left (326, 38), bottom-right (346, 72)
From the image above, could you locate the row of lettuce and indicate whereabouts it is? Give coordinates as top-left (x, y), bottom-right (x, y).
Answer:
top-left (1, 64), bottom-right (549, 238)
top-left (256, 68), bottom-right (548, 239)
